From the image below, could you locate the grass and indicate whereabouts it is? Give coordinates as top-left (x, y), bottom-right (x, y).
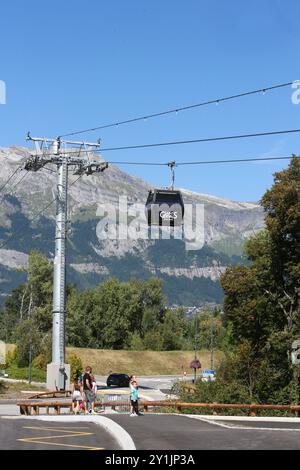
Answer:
top-left (4, 343), bottom-right (223, 377)
top-left (5, 365), bottom-right (46, 382)
top-left (0, 380), bottom-right (45, 399)
top-left (66, 347), bottom-right (223, 376)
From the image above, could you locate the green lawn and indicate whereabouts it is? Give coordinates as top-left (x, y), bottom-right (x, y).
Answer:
top-left (5, 365), bottom-right (46, 382)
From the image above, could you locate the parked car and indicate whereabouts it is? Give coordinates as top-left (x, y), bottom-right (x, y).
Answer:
top-left (106, 373), bottom-right (130, 387)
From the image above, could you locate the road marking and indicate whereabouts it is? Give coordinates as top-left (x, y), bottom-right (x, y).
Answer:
top-left (19, 432), bottom-right (94, 439)
top-left (187, 416), bottom-right (300, 432)
top-left (17, 425), bottom-right (105, 450)
top-left (23, 426), bottom-right (91, 434)
top-left (17, 439), bottom-right (104, 450)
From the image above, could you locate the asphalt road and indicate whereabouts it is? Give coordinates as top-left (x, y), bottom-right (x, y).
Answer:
top-left (108, 414), bottom-right (300, 450)
top-left (2, 412), bottom-right (300, 450)
top-left (0, 418), bottom-right (120, 450)
top-left (95, 374), bottom-right (193, 400)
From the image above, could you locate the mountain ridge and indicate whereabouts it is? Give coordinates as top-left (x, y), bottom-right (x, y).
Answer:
top-left (0, 146), bottom-right (264, 305)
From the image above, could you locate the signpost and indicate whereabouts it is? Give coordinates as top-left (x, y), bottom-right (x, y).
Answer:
top-left (190, 358), bottom-right (201, 383)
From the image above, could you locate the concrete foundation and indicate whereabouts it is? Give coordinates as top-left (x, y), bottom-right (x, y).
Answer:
top-left (46, 362), bottom-right (70, 391)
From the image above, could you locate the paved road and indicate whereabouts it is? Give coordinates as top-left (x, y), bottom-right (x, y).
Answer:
top-left (2, 409), bottom-right (300, 450)
top-left (109, 414), bottom-right (300, 450)
top-left (95, 374), bottom-right (193, 400)
top-left (0, 418), bottom-right (120, 450)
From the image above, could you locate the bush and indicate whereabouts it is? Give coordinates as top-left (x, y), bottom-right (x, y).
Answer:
top-left (127, 332), bottom-right (145, 351)
top-left (32, 354), bottom-right (48, 370)
top-left (181, 379), bottom-right (254, 406)
top-left (67, 354), bottom-right (83, 382)
top-left (5, 349), bottom-right (18, 367)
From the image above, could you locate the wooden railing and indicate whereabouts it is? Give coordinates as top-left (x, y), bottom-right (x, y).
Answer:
top-left (17, 399), bottom-right (300, 417)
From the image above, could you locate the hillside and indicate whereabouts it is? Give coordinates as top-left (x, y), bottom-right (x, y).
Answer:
top-left (0, 146), bottom-right (264, 306)
top-left (66, 347), bottom-right (223, 375)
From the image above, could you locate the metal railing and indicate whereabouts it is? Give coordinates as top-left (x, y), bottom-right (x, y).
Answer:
top-left (98, 394), bottom-right (131, 413)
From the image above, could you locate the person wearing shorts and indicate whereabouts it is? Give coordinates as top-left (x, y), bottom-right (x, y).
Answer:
top-left (72, 381), bottom-right (84, 415)
top-left (90, 374), bottom-right (97, 414)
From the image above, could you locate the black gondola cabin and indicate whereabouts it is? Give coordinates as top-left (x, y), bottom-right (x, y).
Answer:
top-left (145, 189), bottom-right (184, 226)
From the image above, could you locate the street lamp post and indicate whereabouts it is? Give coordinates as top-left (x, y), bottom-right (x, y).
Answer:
top-left (190, 314), bottom-right (201, 382)
top-left (210, 315), bottom-right (215, 370)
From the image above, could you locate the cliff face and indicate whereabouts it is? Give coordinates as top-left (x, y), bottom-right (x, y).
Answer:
top-left (0, 146), bottom-right (264, 305)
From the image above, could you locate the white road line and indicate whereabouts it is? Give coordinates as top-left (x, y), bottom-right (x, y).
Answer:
top-left (186, 415), bottom-right (300, 432)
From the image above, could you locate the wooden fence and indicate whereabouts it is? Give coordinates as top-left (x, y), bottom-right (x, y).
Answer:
top-left (17, 399), bottom-right (300, 417)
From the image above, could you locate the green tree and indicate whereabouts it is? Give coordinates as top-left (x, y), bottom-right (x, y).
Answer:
top-left (219, 157), bottom-right (300, 403)
top-left (0, 284), bottom-right (26, 342)
top-left (161, 309), bottom-right (188, 351)
top-left (261, 156), bottom-right (300, 332)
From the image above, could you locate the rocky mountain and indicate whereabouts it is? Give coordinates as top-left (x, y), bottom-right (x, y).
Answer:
top-left (0, 146), bottom-right (264, 306)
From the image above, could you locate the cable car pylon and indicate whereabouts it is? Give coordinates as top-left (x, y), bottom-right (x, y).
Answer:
top-left (25, 133), bottom-right (107, 390)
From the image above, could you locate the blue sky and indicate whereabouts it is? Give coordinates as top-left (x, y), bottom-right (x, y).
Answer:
top-left (0, 0), bottom-right (299, 201)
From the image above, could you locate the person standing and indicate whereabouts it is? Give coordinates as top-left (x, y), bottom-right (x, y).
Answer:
top-left (72, 380), bottom-right (84, 415)
top-left (90, 373), bottom-right (97, 414)
top-left (130, 380), bottom-right (140, 416)
top-left (129, 375), bottom-right (136, 416)
top-left (82, 366), bottom-right (93, 414)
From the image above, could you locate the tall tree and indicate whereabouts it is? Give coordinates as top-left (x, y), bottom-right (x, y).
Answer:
top-left (220, 157), bottom-right (300, 402)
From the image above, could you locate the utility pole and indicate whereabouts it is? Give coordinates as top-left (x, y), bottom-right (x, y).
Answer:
top-left (28, 291), bottom-right (33, 385)
top-left (25, 134), bottom-right (107, 390)
top-left (210, 315), bottom-right (215, 371)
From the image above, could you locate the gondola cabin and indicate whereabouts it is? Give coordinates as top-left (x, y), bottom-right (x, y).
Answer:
top-left (145, 189), bottom-right (184, 226)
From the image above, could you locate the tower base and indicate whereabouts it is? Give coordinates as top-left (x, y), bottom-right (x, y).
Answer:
top-left (46, 362), bottom-right (70, 391)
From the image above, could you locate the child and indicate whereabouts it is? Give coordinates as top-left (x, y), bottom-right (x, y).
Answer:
top-left (72, 381), bottom-right (84, 415)
top-left (129, 375), bottom-right (136, 416)
top-left (130, 380), bottom-right (139, 416)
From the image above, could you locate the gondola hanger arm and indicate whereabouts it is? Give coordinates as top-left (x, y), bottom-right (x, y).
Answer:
top-left (167, 161), bottom-right (177, 190)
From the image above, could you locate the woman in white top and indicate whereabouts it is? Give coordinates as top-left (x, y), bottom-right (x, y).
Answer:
top-left (72, 381), bottom-right (84, 415)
